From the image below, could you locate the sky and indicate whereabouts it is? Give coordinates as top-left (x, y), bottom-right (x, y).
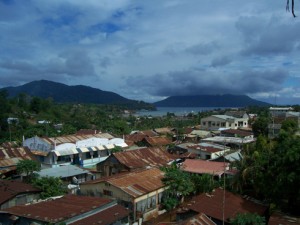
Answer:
top-left (1, 0), bottom-right (300, 105)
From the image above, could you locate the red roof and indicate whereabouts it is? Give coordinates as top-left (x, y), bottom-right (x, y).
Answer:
top-left (4, 195), bottom-right (114, 223)
top-left (187, 188), bottom-right (267, 223)
top-left (71, 204), bottom-right (129, 225)
top-left (221, 129), bottom-right (253, 137)
top-left (125, 133), bottom-right (147, 143)
top-left (107, 168), bottom-right (165, 197)
top-left (268, 212), bottom-right (300, 225)
top-left (114, 147), bottom-right (176, 169)
top-left (187, 144), bottom-right (222, 153)
top-left (182, 213), bottom-right (216, 225)
top-left (182, 159), bottom-right (229, 176)
top-left (0, 180), bottom-right (41, 205)
top-left (144, 136), bottom-right (172, 146)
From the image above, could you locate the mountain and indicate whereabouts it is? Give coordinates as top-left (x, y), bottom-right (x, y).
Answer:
top-left (154, 94), bottom-right (271, 107)
top-left (2, 80), bottom-right (154, 109)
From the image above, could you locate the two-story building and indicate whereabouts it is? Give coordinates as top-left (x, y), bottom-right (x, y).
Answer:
top-left (23, 133), bottom-right (128, 168)
top-left (80, 167), bottom-right (166, 223)
top-left (201, 115), bottom-right (248, 131)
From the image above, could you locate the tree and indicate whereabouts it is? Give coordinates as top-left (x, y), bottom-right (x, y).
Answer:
top-left (190, 173), bottom-right (217, 194)
top-left (110, 146), bottom-right (123, 153)
top-left (31, 176), bottom-right (67, 199)
top-left (161, 164), bottom-right (195, 208)
top-left (251, 116), bottom-right (270, 137)
top-left (231, 213), bottom-right (265, 225)
top-left (17, 159), bottom-right (41, 181)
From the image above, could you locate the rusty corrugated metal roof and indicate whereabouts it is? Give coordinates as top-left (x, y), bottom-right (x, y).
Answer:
top-left (125, 133), bottom-right (147, 143)
top-left (0, 146), bottom-right (36, 165)
top-left (144, 136), bottom-right (172, 146)
top-left (0, 180), bottom-right (41, 205)
top-left (39, 133), bottom-right (115, 146)
top-left (187, 188), bottom-right (267, 223)
top-left (182, 213), bottom-right (217, 225)
top-left (107, 168), bottom-right (165, 198)
top-left (71, 204), bottom-right (129, 225)
top-left (114, 147), bottom-right (175, 169)
top-left (4, 195), bottom-right (113, 223)
top-left (154, 127), bottom-right (174, 135)
top-left (140, 130), bottom-right (158, 137)
top-left (182, 159), bottom-right (229, 176)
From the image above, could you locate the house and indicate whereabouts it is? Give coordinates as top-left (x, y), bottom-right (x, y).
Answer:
top-left (35, 165), bottom-right (93, 191)
top-left (0, 146), bottom-right (37, 179)
top-left (172, 142), bottom-right (230, 160)
top-left (0, 194), bottom-right (130, 225)
top-left (184, 130), bottom-right (211, 143)
top-left (225, 110), bottom-right (249, 119)
top-left (201, 115), bottom-right (248, 130)
top-left (181, 159), bottom-right (230, 178)
top-left (220, 129), bottom-right (254, 139)
top-left (268, 211), bottom-right (300, 225)
top-left (201, 135), bottom-right (255, 149)
top-left (97, 147), bottom-right (176, 177)
top-left (175, 212), bottom-right (216, 225)
top-left (23, 133), bottom-right (127, 168)
top-left (154, 127), bottom-right (174, 136)
top-left (80, 167), bottom-right (166, 223)
top-left (269, 107), bottom-right (294, 117)
top-left (212, 150), bottom-right (242, 163)
top-left (142, 136), bottom-right (172, 147)
top-left (179, 188), bottom-right (268, 225)
top-left (0, 180), bottom-right (41, 210)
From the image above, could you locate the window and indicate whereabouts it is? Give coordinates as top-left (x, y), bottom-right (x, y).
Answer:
top-left (103, 189), bottom-right (113, 196)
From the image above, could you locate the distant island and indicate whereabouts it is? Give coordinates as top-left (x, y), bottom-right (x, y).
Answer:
top-left (1, 80), bottom-right (270, 108)
top-left (1, 80), bottom-right (155, 110)
top-left (154, 94), bottom-right (270, 107)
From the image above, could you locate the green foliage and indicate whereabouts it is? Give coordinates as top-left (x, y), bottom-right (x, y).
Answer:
top-left (251, 116), bottom-right (270, 137)
top-left (17, 159), bottom-right (41, 181)
top-left (190, 174), bottom-right (217, 194)
top-left (31, 176), bottom-right (67, 199)
top-left (281, 119), bottom-right (298, 134)
top-left (161, 190), bottom-right (179, 211)
top-left (161, 164), bottom-right (195, 198)
top-left (231, 213), bottom-right (265, 225)
top-left (111, 146), bottom-right (123, 153)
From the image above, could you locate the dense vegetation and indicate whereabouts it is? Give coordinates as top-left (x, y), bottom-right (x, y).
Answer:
top-left (0, 90), bottom-right (201, 143)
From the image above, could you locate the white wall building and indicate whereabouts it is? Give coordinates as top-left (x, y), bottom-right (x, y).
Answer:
top-left (23, 133), bottom-right (127, 168)
top-left (201, 115), bottom-right (248, 130)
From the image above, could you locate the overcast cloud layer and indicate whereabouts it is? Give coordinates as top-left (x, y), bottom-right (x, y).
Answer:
top-left (1, 0), bottom-right (300, 105)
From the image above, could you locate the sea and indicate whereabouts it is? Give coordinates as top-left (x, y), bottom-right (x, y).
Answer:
top-left (134, 107), bottom-right (232, 117)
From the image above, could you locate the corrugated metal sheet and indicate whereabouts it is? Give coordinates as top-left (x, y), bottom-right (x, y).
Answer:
top-left (0, 180), bottom-right (41, 205)
top-left (182, 159), bottom-right (229, 176)
top-left (40, 133), bottom-right (115, 146)
top-left (114, 147), bottom-right (176, 169)
top-left (144, 136), bottom-right (172, 146)
top-left (4, 195), bottom-right (113, 223)
top-left (182, 213), bottom-right (217, 225)
top-left (187, 188), bottom-right (267, 223)
top-left (107, 168), bottom-right (165, 197)
top-left (0, 146), bottom-right (36, 168)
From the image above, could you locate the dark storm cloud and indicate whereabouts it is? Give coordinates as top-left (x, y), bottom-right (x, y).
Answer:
top-left (0, 49), bottom-right (96, 87)
top-left (127, 68), bottom-right (289, 97)
top-left (236, 16), bottom-right (300, 56)
top-left (210, 56), bottom-right (232, 67)
top-left (185, 42), bottom-right (218, 55)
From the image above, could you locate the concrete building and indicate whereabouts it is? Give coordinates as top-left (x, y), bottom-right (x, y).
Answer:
top-left (23, 133), bottom-right (127, 168)
top-left (201, 115), bottom-right (248, 131)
